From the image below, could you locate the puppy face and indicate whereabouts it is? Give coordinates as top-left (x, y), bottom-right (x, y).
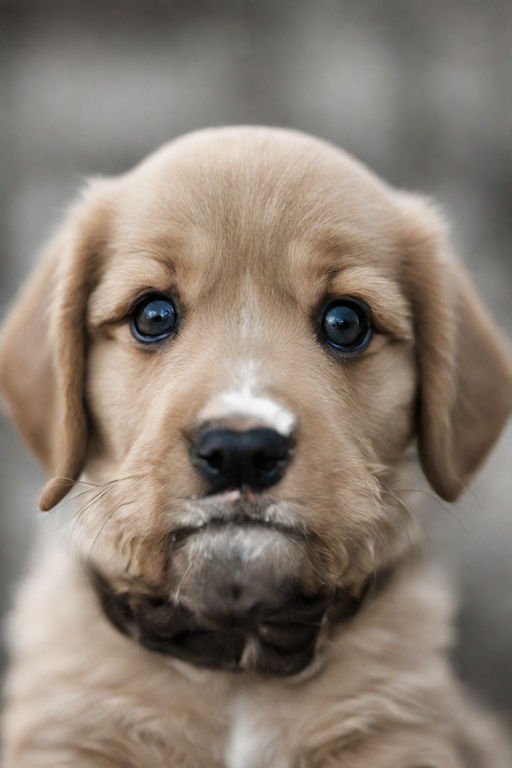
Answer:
top-left (1, 128), bottom-right (511, 675)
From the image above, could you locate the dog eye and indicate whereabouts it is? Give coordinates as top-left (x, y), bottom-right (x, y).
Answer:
top-left (130, 295), bottom-right (178, 342)
top-left (320, 298), bottom-right (372, 353)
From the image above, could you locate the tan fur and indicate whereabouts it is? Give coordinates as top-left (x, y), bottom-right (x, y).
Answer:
top-left (1, 127), bottom-right (511, 767)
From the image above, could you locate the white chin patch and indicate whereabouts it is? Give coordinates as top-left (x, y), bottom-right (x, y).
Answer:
top-left (199, 390), bottom-right (296, 437)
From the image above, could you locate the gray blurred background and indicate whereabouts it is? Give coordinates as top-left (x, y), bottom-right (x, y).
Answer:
top-left (1, 0), bottom-right (511, 720)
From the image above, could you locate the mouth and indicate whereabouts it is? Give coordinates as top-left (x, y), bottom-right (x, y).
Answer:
top-left (169, 510), bottom-right (308, 547)
top-left (89, 498), bottom-right (369, 676)
top-left (171, 489), bottom-right (310, 542)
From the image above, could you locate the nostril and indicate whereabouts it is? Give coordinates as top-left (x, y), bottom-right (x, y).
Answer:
top-left (200, 448), bottom-right (224, 471)
top-left (254, 451), bottom-right (280, 472)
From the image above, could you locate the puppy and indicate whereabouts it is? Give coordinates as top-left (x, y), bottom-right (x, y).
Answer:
top-left (1, 127), bottom-right (511, 768)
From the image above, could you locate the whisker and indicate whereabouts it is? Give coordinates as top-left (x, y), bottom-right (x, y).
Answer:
top-left (174, 558), bottom-right (194, 603)
top-left (51, 486), bottom-right (107, 512)
top-left (456, 480), bottom-right (484, 518)
top-left (43, 476), bottom-right (102, 486)
top-left (48, 472), bottom-right (148, 514)
top-left (86, 499), bottom-right (136, 567)
top-left (375, 479), bottom-right (428, 544)
top-left (69, 473), bottom-right (148, 516)
top-left (71, 486), bottom-right (117, 535)
top-left (392, 485), bottom-right (469, 534)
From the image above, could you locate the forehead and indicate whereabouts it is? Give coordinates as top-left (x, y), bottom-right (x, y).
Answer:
top-left (102, 128), bottom-right (403, 299)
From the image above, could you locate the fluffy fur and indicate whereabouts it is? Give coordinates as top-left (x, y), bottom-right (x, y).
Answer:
top-left (1, 127), bottom-right (511, 767)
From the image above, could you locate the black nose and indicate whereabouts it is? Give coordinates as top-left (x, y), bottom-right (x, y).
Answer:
top-left (191, 428), bottom-right (293, 493)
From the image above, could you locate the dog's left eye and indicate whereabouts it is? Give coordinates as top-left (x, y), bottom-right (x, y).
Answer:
top-left (320, 298), bottom-right (372, 353)
top-left (130, 295), bottom-right (178, 342)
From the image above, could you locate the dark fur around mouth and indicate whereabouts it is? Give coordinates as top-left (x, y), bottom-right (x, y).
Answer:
top-left (90, 567), bottom-right (333, 675)
top-left (87, 563), bottom-right (386, 676)
top-left (88, 500), bottom-right (406, 675)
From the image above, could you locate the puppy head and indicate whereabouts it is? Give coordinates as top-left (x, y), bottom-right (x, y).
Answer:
top-left (1, 128), bottom-right (511, 674)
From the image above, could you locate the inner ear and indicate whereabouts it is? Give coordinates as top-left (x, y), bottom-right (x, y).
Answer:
top-left (0, 178), bottom-right (113, 511)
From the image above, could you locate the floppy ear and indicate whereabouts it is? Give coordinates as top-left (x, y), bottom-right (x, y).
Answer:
top-left (398, 195), bottom-right (512, 502)
top-left (0, 180), bottom-right (111, 511)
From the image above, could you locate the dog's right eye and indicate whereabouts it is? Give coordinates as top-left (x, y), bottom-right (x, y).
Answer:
top-left (130, 295), bottom-right (178, 342)
top-left (319, 297), bottom-right (372, 354)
